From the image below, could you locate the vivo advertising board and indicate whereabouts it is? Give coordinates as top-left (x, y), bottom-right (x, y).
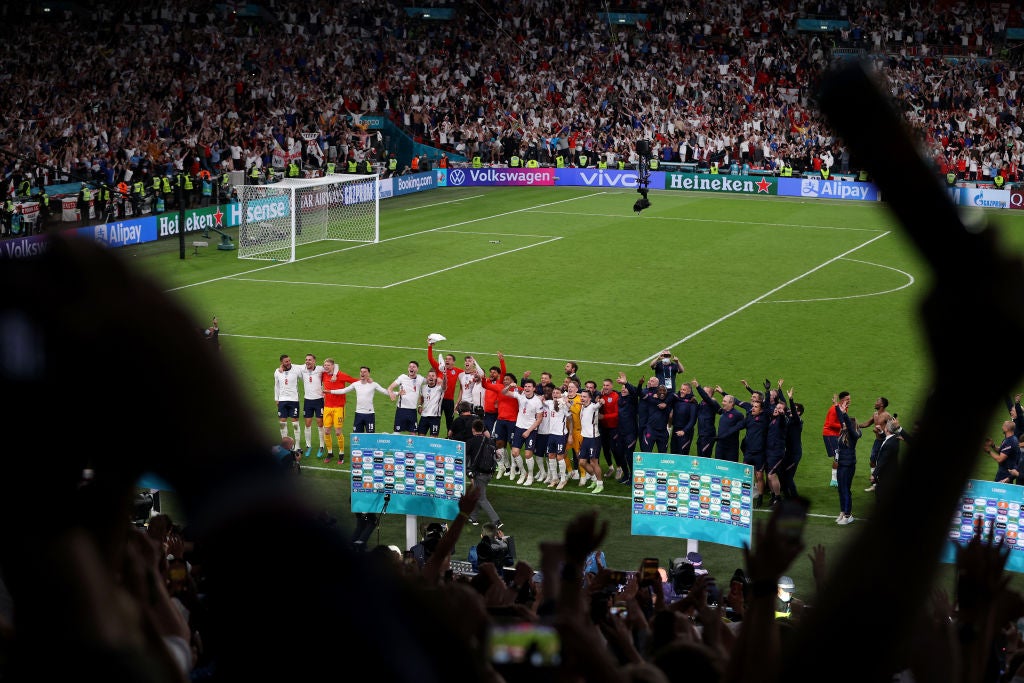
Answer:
top-left (777, 177), bottom-right (879, 201)
top-left (445, 167), bottom-right (555, 187)
top-left (554, 167), bottom-right (667, 189)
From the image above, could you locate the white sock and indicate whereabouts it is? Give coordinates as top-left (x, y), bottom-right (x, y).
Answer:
top-left (514, 455), bottom-right (525, 471)
top-left (830, 469), bottom-right (838, 481)
top-left (558, 459), bottom-right (567, 478)
top-left (318, 427), bottom-right (326, 450)
top-left (280, 422), bottom-right (288, 439)
top-left (534, 457), bottom-right (546, 478)
top-left (304, 426), bottom-right (312, 448)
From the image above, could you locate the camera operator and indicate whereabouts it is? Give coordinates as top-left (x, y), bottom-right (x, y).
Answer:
top-left (448, 401), bottom-right (477, 442)
top-left (272, 436), bottom-right (301, 475)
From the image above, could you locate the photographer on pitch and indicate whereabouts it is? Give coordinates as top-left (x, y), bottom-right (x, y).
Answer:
top-left (272, 436), bottom-right (301, 475)
top-left (465, 419), bottom-right (502, 528)
top-left (448, 401), bottom-right (477, 442)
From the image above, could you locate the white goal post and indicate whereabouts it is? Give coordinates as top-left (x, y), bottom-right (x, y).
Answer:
top-left (236, 174), bottom-right (379, 261)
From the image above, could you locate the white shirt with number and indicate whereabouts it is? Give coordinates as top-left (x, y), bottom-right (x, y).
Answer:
top-left (580, 402), bottom-right (601, 438)
top-left (542, 398), bottom-right (568, 437)
top-left (274, 366), bottom-right (302, 402)
top-left (393, 374), bottom-right (425, 409)
top-left (298, 364), bottom-right (325, 399)
top-left (513, 391), bottom-right (544, 430)
top-left (419, 382), bottom-right (445, 417)
top-left (459, 369), bottom-right (486, 407)
top-left (336, 381), bottom-right (389, 414)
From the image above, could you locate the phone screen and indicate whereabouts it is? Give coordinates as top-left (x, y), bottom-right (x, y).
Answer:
top-left (489, 622), bottom-right (561, 667)
top-left (640, 558), bottom-right (659, 585)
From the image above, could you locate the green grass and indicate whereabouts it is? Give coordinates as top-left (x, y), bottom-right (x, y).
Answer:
top-left (126, 186), bottom-right (1024, 596)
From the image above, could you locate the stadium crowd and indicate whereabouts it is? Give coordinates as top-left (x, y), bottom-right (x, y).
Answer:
top-left (2, 0), bottom-right (1024, 237)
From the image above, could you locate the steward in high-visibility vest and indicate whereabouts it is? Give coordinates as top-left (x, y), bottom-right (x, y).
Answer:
top-left (994, 174), bottom-right (1005, 189)
top-left (510, 155), bottom-right (522, 167)
top-left (152, 176), bottom-right (162, 197)
top-left (857, 169), bottom-right (868, 181)
top-left (710, 162), bottom-right (719, 174)
top-left (249, 165), bottom-right (261, 183)
top-left (781, 165), bottom-right (793, 177)
top-left (347, 159), bottom-right (358, 173)
top-left (820, 167), bottom-right (830, 180)
top-left (555, 154), bottom-right (565, 167)
top-left (438, 154), bottom-right (449, 168)
top-left (525, 159), bottom-right (539, 167)
top-left (577, 154), bottom-right (588, 168)
top-left (162, 176), bottom-right (172, 194)
top-left (388, 156), bottom-right (398, 172)
top-left (617, 160), bottom-right (625, 170)
top-left (649, 157), bottom-right (659, 170)
top-left (410, 155), bottom-right (420, 172)
top-left (472, 156), bottom-right (482, 168)
top-left (945, 172), bottom-right (957, 186)
top-left (597, 160), bottom-right (607, 169)
top-left (363, 159), bottom-right (373, 174)
top-left (326, 161), bottom-right (336, 174)
top-left (288, 161), bottom-right (300, 177)
top-left (17, 179), bottom-right (31, 196)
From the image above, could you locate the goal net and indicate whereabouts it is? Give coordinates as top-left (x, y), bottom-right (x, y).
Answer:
top-left (236, 174), bottom-right (379, 261)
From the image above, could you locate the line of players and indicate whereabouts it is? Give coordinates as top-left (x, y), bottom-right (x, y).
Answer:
top-left (272, 342), bottom-right (808, 506)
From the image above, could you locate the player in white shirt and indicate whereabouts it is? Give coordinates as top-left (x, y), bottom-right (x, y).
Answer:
top-left (388, 361), bottom-right (426, 433)
top-left (457, 355), bottom-right (486, 410)
top-left (274, 354), bottom-right (303, 444)
top-left (417, 369), bottom-right (446, 437)
top-left (298, 353), bottom-right (327, 456)
top-left (502, 378), bottom-right (544, 486)
top-left (330, 366), bottom-right (391, 433)
top-left (578, 389), bottom-right (604, 493)
top-left (542, 386), bottom-right (570, 489)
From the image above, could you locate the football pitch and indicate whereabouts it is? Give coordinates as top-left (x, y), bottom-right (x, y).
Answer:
top-left (126, 185), bottom-right (1024, 594)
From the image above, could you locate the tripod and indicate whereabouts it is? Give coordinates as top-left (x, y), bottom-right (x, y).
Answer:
top-left (352, 492), bottom-right (392, 551)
